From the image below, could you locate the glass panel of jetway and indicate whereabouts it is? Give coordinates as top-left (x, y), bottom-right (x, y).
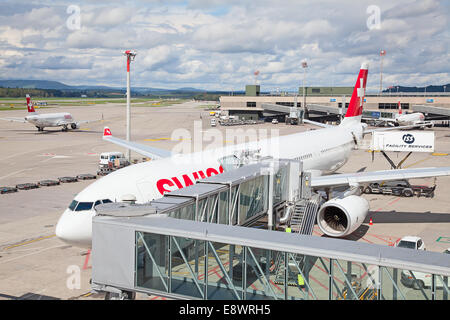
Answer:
top-left (238, 175), bottom-right (268, 225)
top-left (162, 161), bottom-right (293, 227)
top-left (331, 259), bottom-right (379, 300)
top-left (136, 232), bottom-right (169, 293)
top-left (379, 266), bottom-right (448, 300)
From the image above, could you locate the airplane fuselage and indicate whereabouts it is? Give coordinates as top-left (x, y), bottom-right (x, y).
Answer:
top-left (25, 112), bottom-right (75, 130)
top-left (395, 112), bottom-right (425, 127)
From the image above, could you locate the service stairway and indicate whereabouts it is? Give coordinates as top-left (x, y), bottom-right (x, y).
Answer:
top-left (289, 194), bottom-right (321, 235)
top-left (273, 194), bottom-right (321, 286)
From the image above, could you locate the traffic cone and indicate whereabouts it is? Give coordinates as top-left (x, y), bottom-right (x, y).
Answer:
top-left (369, 217), bottom-right (373, 226)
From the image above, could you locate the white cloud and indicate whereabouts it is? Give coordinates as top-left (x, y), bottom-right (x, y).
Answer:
top-left (0, 0), bottom-right (448, 90)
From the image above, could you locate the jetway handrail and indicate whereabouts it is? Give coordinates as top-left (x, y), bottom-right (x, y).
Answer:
top-left (93, 215), bottom-right (450, 277)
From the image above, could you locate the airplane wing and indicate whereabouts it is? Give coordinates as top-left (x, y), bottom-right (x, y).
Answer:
top-left (0, 117), bottom-right (27, 123)
top-left (363, 124), bottom-right (430, 135)
top-left (310, 167), bottom-right (450, 188)
top-left (302, 119), bottom-right (334, 128)
top-left (56, 118), bottom-right (103, 126)
top-left (102, 127), bottom-right (172, 160)
top-left (76, 118), bottom-right (103, 125)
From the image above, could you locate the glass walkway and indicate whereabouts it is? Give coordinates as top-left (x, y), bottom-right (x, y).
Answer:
top-left (91, 160), bottom-right (450, 300)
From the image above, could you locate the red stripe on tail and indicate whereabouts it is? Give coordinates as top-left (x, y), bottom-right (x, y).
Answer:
top-left (26, 94), bottom-right (35, 113)
top-left (344, 63), bottom-right (368, 118)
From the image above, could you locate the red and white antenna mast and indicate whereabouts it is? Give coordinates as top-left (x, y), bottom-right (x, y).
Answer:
top-left (379, 49), bottom-right (386, 95)
top-left (254, 70), bottom-right (260, 85)
top-left (124, 50), bottom-right (137, 161)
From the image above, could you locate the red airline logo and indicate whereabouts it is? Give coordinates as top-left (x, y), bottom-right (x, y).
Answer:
top-left (26, 96), bottom-right (35, 113)
top-left (103, 127), bottom-right (112, 136)
top-left (156, 165), bottom-right (224, 195)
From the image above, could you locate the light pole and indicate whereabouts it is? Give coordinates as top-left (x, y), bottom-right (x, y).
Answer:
top-left (301, 59), bottom-right (308, 112)
top-left (124, 50), bottom-right (137, 162)
top-left (379, 49), bottom-right (386, 95)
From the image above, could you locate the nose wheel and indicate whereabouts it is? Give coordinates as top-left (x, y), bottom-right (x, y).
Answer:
top-left (36, 126), bottom-right (44, 131)
top-left (62, 125), bottom-right (68, 132)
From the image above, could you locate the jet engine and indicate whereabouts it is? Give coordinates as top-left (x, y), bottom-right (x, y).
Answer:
top-left (71, 123), bottom-right (80, 129)
top-left (317, 195), bottom-right (369, 237)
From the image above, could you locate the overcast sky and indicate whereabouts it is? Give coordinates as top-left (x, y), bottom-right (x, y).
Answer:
top-left (0, 0), bottom-right (448, 92)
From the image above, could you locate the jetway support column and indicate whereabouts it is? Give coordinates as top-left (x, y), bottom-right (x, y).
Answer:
top-left (268, 163), bottom-right (274, 230)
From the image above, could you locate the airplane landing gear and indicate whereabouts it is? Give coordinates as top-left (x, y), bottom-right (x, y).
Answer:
top-left (36, 126), bottom-right (44, 131)
top-left (62, 125), bottom-right (68, 132)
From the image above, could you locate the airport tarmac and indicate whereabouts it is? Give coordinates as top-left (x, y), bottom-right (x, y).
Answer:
top-left (0, 100), bottom-right (449, 300)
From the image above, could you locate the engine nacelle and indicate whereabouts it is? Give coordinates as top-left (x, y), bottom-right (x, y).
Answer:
top-left (71, 123), bottom-right (79, 130)
top-left (317, 195), bottom-right (369, 237)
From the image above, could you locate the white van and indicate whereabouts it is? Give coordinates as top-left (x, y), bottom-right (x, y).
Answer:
top-left (210, 118), bottom-right (217, 127)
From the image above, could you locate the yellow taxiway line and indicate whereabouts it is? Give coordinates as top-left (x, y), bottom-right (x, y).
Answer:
top-left (3, 234), bottom-right (56, 251)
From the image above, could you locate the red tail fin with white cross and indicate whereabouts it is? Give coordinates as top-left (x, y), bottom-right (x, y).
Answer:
top-left (103, 127), bottom-right (112, 137)
top-left (342, 63), bottom-right (368, 121)
top-left (26, 94), bottom-right (36, 113)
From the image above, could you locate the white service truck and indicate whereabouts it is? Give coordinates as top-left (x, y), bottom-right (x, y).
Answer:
top-left (98, 152), bottom-right (130, 175)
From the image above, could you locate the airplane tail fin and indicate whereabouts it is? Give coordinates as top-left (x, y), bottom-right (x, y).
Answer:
top-left (340, 63), bottom-right (368, 126)
top-left (398, 101), bottom-right (402, 114)
top-left (103, 127), bottom-right (112, 137)
top-left (26, 94), bottom-right (36, 113)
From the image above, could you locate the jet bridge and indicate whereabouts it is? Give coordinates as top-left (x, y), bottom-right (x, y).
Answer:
top-left (89, 159), bottom-right (450, 300)
top-left (91, 212), bottom-right (450, 300)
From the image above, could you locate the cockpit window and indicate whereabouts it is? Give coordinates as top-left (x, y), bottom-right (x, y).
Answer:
top-left (94, 200), bottom-right (102, 207)
top-left (69, 200), bottom-right (78, 211)
top-left (74, 202), bottom-right (93, 211)
top-left (102, 199), bottom-right (113, 204)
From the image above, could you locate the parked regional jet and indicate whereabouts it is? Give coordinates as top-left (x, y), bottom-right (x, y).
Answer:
top-left (394, 102), bottom-right (433, 128)
top-left (55, 63), bottom-right (450, 248)
top-left (0, 95), bottom-right (96, 131)
top-left (367, 101), bottom-right (434, 129)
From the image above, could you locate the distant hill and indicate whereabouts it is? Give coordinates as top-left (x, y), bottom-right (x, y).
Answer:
top-left (0, 79), bottom-right (206, 93)
top-left (0, 80), bottom-right (75, 90)
top-left (0, 79), bottom-right (232, 100)
top-left (383, 84), bottom-right (450, 93)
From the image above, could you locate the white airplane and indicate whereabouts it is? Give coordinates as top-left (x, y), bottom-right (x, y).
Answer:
top-left (368, 101), bottom-right (434, 129)
top-left (0, 95), bottom-right (95, 132)
top-left (55, 63), bottom-right (450, 248)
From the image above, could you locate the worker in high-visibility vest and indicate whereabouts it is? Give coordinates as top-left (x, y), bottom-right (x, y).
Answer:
top-left (298, 274), bottom-right (305, 286)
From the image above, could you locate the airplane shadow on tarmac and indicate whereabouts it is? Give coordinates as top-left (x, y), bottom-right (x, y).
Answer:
top-left (364, 210), bottom-right (450, 224)
top-left (6, 129), bottom-right (102, 135)
top-left (0, 292), bottom-right (60, 300)
top-left (321, 211), bottom-right (450, 242)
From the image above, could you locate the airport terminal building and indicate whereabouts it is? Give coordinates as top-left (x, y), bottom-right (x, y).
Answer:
top-left (219, 85), bottom-right (450, 121)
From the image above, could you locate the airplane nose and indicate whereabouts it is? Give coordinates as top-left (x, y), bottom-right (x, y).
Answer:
top-left (55, 213), bottom-right (72, 242)
top-left (55, 209), bottom-right (93, 249)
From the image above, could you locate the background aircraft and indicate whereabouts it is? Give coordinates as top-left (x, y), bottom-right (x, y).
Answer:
top-left (367, 101), bottom-right (434, 129)
top-left (0, 95), bottom-right (97, 131)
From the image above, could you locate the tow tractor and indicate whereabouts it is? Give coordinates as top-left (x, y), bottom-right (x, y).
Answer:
top-left (362, 179), bottom-right (435, 198)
